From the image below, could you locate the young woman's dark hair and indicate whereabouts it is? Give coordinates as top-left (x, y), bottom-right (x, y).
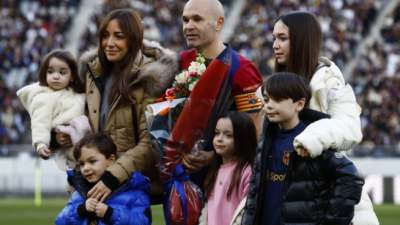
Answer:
top-left (262, 72), bottom-right (312, 108)
top-left (73, 132), bottom-right (117, 161)
top-left (97, 8), bottom-right (144, 103)
top-left (38, 49), bottom-right (84, 93)
top-left (273, 11), bottom-right (322, 82)
top-left (203, 111), bottom-right (257, 201)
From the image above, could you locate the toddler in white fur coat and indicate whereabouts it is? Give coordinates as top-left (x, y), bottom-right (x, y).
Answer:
top-left (17, 49), bottom-right (91, 170)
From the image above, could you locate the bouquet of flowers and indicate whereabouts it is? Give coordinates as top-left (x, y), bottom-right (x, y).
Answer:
top-left (144, 53), bottom-right (210, 179)
top-left (145, 50), bottom-right (233, 225)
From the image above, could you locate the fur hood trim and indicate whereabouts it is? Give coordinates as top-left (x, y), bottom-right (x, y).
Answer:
top-left (78, 39), bottom-right (179, 97)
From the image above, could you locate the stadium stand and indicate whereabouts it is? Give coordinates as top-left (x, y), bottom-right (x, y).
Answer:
top-left (0, 0), bottom-right (81, 154)
top-left (78, 0), bottom-right (233, 57)
top-left (349, 2), bottom-right (400, 156)
top-left (229, 0), bottom-right (380, 75)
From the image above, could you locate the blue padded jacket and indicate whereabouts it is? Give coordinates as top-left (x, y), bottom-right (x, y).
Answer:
top-left (55, 170), bottom-right (151, 225)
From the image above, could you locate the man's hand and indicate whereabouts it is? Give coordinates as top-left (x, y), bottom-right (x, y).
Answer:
top-left (182, 150), bottom-right (214, 174)
top-left (56, 132), bottom-right (73, 148)
top-left (95, 202), bottom-right (108, 218)
top-left (87, 180), bottom-right (112, 203)
top-left (85, 198), bottom-right (98, 212)
top-left (38, 147), bottom-right (51, 160)
top-left (296, 146), bottom-right (310, 158)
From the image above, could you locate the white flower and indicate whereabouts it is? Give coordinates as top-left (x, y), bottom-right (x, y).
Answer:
top-left (188, 80), bottom-right (198, 91)
top-left (198, 64), bottom-right (206, 73)
top-left (175, 71), bottom-right (189, 83)
top-left (188, 62), bottom-right (206, 74)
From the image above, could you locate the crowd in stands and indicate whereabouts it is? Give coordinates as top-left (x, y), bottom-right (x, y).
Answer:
top-left (1, 0), bottom-right (398, 157)
top-left (229, 0), bottom-right (380, 75)
top-left (0, 0), bottom-right (81, 156)
top-left (349, 2), bottom-right (400, 157)
top-left (78, 0), bottom-right (233, 57)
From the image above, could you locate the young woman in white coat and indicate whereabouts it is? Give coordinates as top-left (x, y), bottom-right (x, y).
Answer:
top-left (271, 11), bottom-right (378, 225)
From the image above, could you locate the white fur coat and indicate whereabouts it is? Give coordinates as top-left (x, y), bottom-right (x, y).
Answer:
top-left (17, 82), bottom-right (86, 151)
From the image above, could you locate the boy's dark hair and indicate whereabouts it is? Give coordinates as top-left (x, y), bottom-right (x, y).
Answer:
top-left (38, 49), bottom-right (84, 94)
top-left (73, 132), bottom-right (117, 161)
top-left (262, 72), bottom-right (312, 108)
top-left (204, 111), bottom-right (257, 201)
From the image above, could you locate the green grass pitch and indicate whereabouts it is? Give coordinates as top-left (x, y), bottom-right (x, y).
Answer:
top-left (0, 198), bottom-right (398, 224)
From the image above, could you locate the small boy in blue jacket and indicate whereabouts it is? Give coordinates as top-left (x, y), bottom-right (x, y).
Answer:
top-left (55, 132), bottom-right (151, 225)
top-left (241, 72), bottom-right (364, 225)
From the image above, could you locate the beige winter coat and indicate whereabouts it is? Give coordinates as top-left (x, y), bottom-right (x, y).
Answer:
top-left (16, 83), bottom-right (86, 151)
top-left (79, 40), bottom-right (179, 196)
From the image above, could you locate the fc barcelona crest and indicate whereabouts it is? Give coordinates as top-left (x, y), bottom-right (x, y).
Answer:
top-left (247, 94), bottom-right (258, 104)
top-left (283, 151), bottom-right (291, 165)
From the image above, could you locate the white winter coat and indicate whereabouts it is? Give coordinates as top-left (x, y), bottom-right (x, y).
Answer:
top-left (293, 57), bottom-right (379, 225)
top-left (293, 57), bottom-right (362, 157)
top-left (17, 82), bottom-right (86, 151)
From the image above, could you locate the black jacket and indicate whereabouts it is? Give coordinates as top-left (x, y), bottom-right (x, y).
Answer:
top-left (241, 109), bottom-right (364, 225)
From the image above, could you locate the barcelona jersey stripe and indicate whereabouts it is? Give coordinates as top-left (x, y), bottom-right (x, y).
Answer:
top-left (234, 92), bottom-right (262, 112)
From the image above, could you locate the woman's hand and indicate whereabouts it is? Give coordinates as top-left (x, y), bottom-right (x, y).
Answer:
top-left (95, 202), bottom-right (108, 218)
top-left (85, 198), bottom-right (99, 212)
top-left (296, 146), bottom-right (310, 158)
top-left (87, 180), bottom-right (112, 203)
top-left (182, 150), bottom-right (214, 174)
top-left (56, 132), bottom-right (73, 148)
top-left (38, 147), bottom-right (51, 160)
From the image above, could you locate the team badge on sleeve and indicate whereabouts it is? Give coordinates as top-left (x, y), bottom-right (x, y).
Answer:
top-left (247, 94), bottom-right (258, 104)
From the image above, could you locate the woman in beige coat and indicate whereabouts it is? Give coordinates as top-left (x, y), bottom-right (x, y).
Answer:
top-left (55, 9), bottom-right (178, 203)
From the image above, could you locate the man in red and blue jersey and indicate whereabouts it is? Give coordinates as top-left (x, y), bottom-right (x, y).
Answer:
top-left (181, 0), bottom-right (263, 187)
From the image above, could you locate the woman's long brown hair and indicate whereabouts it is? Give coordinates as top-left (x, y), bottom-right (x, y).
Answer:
top-left (97, 9), bottom-right (144, 103)
top-left (273, 11), bottom-right (322, 82)
top-left (203, 111), bottom-right (257, 201)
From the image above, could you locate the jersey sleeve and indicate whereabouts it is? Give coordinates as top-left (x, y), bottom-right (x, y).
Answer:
top-left (232, 58), bottom-right (263, 113)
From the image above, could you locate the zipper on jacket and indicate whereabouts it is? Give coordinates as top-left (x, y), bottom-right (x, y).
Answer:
top-left (255, 121), bottom-right (275, 224)
top-left (87, 64), bottom-right (103, 118)
top-left (280, 152), bottom-right (296, 224)
top-left (87, 64), bottom-right (102, 95)
top-left (131, 104), bottom-right (139, 146)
